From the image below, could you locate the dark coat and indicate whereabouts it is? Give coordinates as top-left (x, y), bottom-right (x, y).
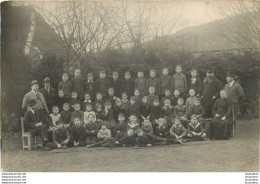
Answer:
top-left (84, 81), bottom-right (96, 101)
top-left (53, 127), bottom-right (70, 144)
top-left (135, 78), bottom-right (146, 96)
top-left (71, 77), bottom-right (85, 100)
top-left (71, 125), bottom-right (85, 143)
top-left (109, 78), bottom-right (121, 97)
top-left (212, 98), bottom-right (231, 118)
top-left (159, 75), bottom-right (172, 95)
top-left (121, 78), bottom-right (135, 96)
top-left (39, 87), bottom-right (57, 110)
top-left (224, 82), bottom-right (244, 104)
top-left (58, 81), bottom-right (72, 99)
top-left (24, 109), bottom-right (48, 130)
top-left (60, 110), bottom-right (72, 125)
top-left (187, 77), bottom-right (202, 95)
top-left (146, 77), bottom-right (159, 95)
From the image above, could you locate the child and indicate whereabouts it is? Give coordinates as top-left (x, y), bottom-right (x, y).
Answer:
top-left (95, 103), bottom-right (104, 127)
top-left (150, 98), bottom-right (161, 128)
top-left (104, 88), bottom-right (116, 103)
top-left (84, 73), bottom-right (95, 101)
top-left (103, 101), bottom-right (116, 135)
top-left (109, 71), bottom-right (121, 98)
top-left (146, 69), bottom-right (159, 95)
top-left (49, 106), bottom-right (61, 131)
top-left (71, 69), bottom-right (85, 100)
top-left (87, 122), bottom-right (112, 148)
top-left (174, 98), bottom-right (188, 128)
top-left (115, 129), bottom-right (136, 147)
top-left (71, 117), bottom-right (85, 147)
top-left (122, 71), bottom-right (134, 97)
top-left (188, 99), bottom-right (205, 122)
top-left (85, 114), bottom-right (98, 145)
top-left (172, 89), bottom-right (181, 106)
top-left (121, 92), bottom-right (130, 114)
top-left (82, 93), bottom-right (92, 111)
top-left (135, 129), bottom-right (181, 147)
top-left (188, 68), bottom-right (202, 97)
top-left (58, 73), bottom-right (72, 99)
top-left (113, 98), bottom-right (125, 123)
top-left (134, 89), bottom-right (142, 106)
top-left (147, 86), bottom-right (159, 107)
top-left (45, 121), bottom-right (70, 149)
top-left (139, 96), bottom-right (151, 119)
top-left (56, 89), bottom-right (68, 110)
top-left (84, 103), bottom-right (96, 124)
top-left (59, 103), bottom-right (72, 130)
top-left (169, 118), bottom-right (186, 140)
top-left (134, 71), bottom-right (146, 96)
top-left (160, 89), bottom-right (174, 107)
top-left (211, 90), bottom-right (232, 139)
top-left (141, 117), bottom-right (153, 135)
top-left (97, 122), bottom-right (112, 141)
top-left (114, 113), bottom-right (127, 139)
top-left (95, 70), bottom-right (109, 98)
top-left (155, 118), bottom-right (169, 138)
top-left (127, 115), bottom-right (140, 133)
top-left (127, 96), bottom-right (140, 119)
top-left (159, 67), bottom-right (172, 98)
top-left (93, 92), bottom-right (104, 109)
top-left (172, 65), bottom-right (187, 96)
top-left (161, 98), bottom-right (174, 128)
top-left (71, 103), bottom-right (84, 123)
top-left (187, 115), bottom-right (206, 141)
top-left (69, 91), bottom-right (81, 111)
top-left (185, 88), bottom-right (198, 113)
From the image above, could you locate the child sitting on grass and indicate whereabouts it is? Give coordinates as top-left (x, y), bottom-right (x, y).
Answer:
top-left (155, 118), bottom-right (169, 138)
top-left (85, 114), bottom-right (98, 145)
top-left (114, 113), bottom-right (127, 139)
top-left (187, 115), bottom-right (206, 141)
top-left (169, 118), bottom-right (186, 142)
top-left (141, 117), bottom-right (153, 135)
top-left (71, 117), bottom-right (85, 147)
top-left (45, 121), bottom-right (70, 150)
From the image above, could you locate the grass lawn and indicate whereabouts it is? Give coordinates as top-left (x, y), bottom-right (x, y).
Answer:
top-left (1, 119), bottom-right (259, 172)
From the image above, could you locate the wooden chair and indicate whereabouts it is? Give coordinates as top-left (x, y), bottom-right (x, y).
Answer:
top-left (21, 117), bottom-right (43, 151)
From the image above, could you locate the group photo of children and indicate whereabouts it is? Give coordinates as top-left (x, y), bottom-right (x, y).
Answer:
top-left (21, 65), bottom-right (244, 150)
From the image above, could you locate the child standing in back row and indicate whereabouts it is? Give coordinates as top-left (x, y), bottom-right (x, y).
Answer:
top-left (172, 65), bottom-right (187, 96)
top-left (58, 73), bottom-right (72, 100)
top-left (159, 67), bottom-right (172, 98)
top-left (135, 71), bottom-right (146, 97)
top-left (146, 69), bottom-right (159, 95)
top-left (71, 69), bottom-right (85, 101)
top-left (96, 70), bottom-right (109, 98)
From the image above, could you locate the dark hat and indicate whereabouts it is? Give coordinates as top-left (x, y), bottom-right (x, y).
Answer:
top-left (87, 73), bottom-right (93, 77)
top-left (43, 77), bottom-right (51, 83)
top-left (206, 68), bottom-right (214, 73)
top-left (136, 129), bottom-right (143, 134)
top-left (227, 71), bottom-right (236, 77)
top-left (31, 80), bottom-right (39, 86)
top-left (28, 99), bottom-right (36, 106)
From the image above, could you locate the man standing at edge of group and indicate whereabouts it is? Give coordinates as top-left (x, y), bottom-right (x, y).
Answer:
top-left (224, 71), bottom-right (244, 121)
top-left (201, 68), bottom-right (221, 118)
top-left (22, 80), bottom-right (49, 114)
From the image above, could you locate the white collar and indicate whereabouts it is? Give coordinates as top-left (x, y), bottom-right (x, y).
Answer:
top-left (229, 81), bottom-right (234, 87)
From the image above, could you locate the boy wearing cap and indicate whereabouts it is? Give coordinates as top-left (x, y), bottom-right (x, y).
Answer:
top-left (122, 71), bottom-right (134, 97)
top-left (84, 73), bottom-right (96, 101)
top-left (146, 69), bottom-right (159, 95)
top-left (24, 99), bottom-right (49, 146)
top-left (22, 80), bottom-right (49, 113)
top-left (96, 70), bottom-right (109, 98)
top-left (159, 67), bottom-right (172, 98)
top-left (135, 71), bottom-right (146, 97)
top-left (201, 68), bottom-right (222, 118)
top-left (45, 121), bottom-right (70, 149)
top-left (188, 68), bottom-right (202, 97)
top-left (58, 73), bottom-right (72, 99)
top-left (39, 77), bottom-right (57, 111)
top-left (71, 69), bottom-right (85, 101)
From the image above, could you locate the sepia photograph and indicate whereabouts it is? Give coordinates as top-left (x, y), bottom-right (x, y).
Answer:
top-left (1, 0), bottom-right (259, 173)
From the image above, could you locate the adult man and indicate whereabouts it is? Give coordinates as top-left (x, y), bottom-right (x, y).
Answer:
top-left (39, 77), bottom-right (57, 111)
top-left (22, 80), bottom-right (49, 113)
top-left (24, 99), bottom-right (49, 146)
top-left (201, 68), bottom-right (222, 118)
top-left (224, 71), bottom-right (244, 118)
